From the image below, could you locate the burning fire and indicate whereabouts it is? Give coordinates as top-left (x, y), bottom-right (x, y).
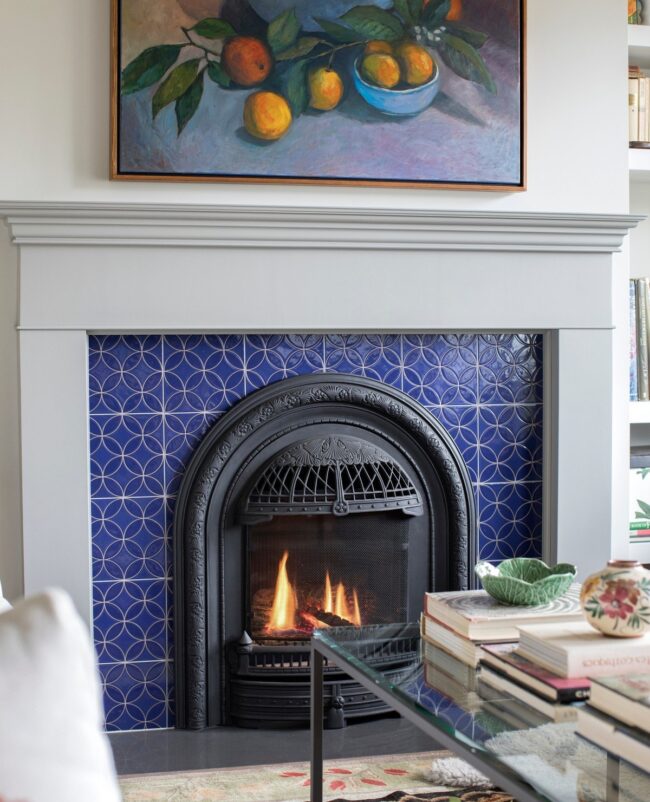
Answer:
top-left (268, 551), bottom-right (297, 631)
top-left (265, 554), bottom-right (362, 634)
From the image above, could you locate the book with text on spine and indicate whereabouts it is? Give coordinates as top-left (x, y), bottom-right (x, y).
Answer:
top-left (517, 620), bottom-right (650, 679)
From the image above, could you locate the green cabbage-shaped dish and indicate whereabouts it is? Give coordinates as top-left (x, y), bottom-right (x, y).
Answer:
top-left (474, 558), bottom-right (577, 606)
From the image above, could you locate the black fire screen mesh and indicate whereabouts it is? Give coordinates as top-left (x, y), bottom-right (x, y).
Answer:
top-left (247, 512), bottom-right (410, 641)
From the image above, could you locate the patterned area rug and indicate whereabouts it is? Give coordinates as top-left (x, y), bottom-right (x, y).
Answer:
top-left (118, 751), bottom-right (511, 802)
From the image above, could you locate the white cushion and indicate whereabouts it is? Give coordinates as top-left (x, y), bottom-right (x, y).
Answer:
top-left (0, 589), bottom-right (121, 802)
top-left (0, 580), bottom-right (12, 613)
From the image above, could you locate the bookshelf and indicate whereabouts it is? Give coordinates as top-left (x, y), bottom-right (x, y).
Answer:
top-left (629, 24), bottom-right (650, 183)
top-left (629, 24), bottom-right (650, 560)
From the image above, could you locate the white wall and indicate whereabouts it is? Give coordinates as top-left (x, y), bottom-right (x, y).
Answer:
top-left (0, 0), bottom-right (631, 599)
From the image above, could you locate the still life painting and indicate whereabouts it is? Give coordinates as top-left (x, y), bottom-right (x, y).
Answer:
top-left (111, 0), bottom-right (525, 188)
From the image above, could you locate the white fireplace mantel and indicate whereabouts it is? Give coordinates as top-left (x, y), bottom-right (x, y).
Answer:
top-left (0, 202), bottom-right (641, 624)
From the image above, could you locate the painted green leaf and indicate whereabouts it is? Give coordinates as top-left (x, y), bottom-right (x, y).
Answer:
top-left (276, 36), bottom-right (323, 61)
top-left (191, 18), bottom-right (236, 39)
top-left (439, 33), bottom-right (496, 94)
top-left (339, 6), bottom-right (405, 41)
top-left (408, 0), bottom-right (424, 23)
top-left (393, 0), bottom-right (415, 25)
top-left (152, 58), bottom-right (201, 118)
top-left (444, 23), bottom-right (488, 49)
top-left (175, 72), bottom-right (204, 134)
top-left (267, 8), bottom-right (301, 54)
top-left (121, 45), bottom-right (182, 95)
top-left (639, 499), bottom-right (650, 517)
top-left (283, 59), bottom-right (309, 116)
top-left (422, 0), bottom-right (451, 27)
top-left (314, 18), bottom-right (359, 43)
top-left (207, 60), bottom-right (231, 87)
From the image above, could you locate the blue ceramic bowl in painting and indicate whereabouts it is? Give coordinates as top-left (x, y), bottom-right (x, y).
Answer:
top-left (249, 0), bottom-right (392, 31)
top-left (352, 57), bottom-right (440, 117)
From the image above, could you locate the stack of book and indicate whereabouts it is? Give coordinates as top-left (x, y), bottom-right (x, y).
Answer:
top-left (629, 66), bottom-right (650, 145)
top-left (421, 584), bottom-right (583, 667)
top-left (511, 621), bottom-right (650, 768)
top-left (629, 278), bottom-right (650, 402)
top-left (420, 585), bottom-right (584, 727)
top-left (578, 674), bottom-right (650, 770)
top-left (630, 448), bottom-right (650, 542)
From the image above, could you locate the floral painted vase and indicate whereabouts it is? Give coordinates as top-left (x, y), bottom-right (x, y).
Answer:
top-left (580, 560), bottom-right (650, 638)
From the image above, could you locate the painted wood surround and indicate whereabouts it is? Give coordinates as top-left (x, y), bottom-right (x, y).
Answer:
top-left (0, 202), bottom-right (641, 625)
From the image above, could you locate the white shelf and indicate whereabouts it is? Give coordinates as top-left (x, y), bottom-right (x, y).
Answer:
top-left (629, 23), bottom-right (650, 68)
top-left (630, 147), bottom-right (650, 182)
top-left (631, 401), bottom-right (650, 424)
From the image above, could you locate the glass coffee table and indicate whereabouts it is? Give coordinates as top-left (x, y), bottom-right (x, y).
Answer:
top-left (310, 623), bottom-right (644, 802)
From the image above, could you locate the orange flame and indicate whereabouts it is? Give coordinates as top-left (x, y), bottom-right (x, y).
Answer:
top-left (267, 551), bottom-right (297, 632)
top-left (324, 571), bottom-right (333, 614)
top-left (266, 553), bottom-right (363, 632)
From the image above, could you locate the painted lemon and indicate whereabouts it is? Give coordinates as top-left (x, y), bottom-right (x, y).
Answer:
top-left (243, 91), bottom-right (292, 140)
top-left (309, 67), bottom-right (344, 111)
top-left (395, 42), bottom-right (434, 86)
top-left (364, 40), bottom-right (393, 56)
top-left (361, 54), bottom-right (400, 89)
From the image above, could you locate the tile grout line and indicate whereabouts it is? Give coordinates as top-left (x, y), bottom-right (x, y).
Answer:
top-left (160, 335), bottom-right (170, 728)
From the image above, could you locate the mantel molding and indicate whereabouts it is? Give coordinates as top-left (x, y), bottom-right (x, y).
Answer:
top-left (0, 201), bottom-right (641, 253)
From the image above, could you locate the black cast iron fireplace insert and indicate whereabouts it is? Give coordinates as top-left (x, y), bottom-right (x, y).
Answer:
top-left (173, 374), bottom-right (476, 729)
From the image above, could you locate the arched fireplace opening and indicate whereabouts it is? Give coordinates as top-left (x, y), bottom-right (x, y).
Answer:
top-left (173, 374), bottom-right (476, 729)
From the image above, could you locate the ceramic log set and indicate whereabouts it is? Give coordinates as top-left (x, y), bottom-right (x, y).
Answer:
top-left (580, 560), bottom-right (650, 638)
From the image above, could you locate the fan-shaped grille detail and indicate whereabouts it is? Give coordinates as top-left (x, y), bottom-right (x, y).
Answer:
top-left (245, 436), bottom-right (422, 517)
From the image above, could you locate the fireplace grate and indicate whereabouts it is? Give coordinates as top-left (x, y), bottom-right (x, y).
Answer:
top-left (245, 436), bottom-right (422, 518)
top-left (227, 625), bottom-right (419, 727)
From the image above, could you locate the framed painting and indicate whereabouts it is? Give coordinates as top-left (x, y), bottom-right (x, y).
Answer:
top-left (111, 0), bottom-right (526, 189)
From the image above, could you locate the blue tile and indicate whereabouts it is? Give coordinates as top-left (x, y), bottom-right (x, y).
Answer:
top-left (163, 334), bottom-right (246, 414)
top-left (245, 334), bottom-right (326, 390)
top-left (164, 411), bottom-right (223, 495)
top-left (425, 404), bottom-right (479, 485)
top-left (478, 405), bottom-right (543, 484)
top-left (93, 579), bottom-right (169, 664)
top-left (477, 482), bottom-right (543, 562)
top-left (402, 334), bottom-right (478, 406)
top-left (92, 497), bottom-right (167, 581)
top-left (324, 334), bottom-right (403, 387)
top-left (90, 414), bottom-right (165, 498)
top-left (89, 335), bottom-right (163, 415)
top-left (99, 661), bottom-right (169, 731)
top-left (89, 332), bottom-right (545, 732)
top-left (478, 334), bottom-right (543, 405)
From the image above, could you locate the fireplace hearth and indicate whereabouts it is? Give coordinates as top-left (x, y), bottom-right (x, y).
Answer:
top-left (174, 374), bottom-right (476, 729)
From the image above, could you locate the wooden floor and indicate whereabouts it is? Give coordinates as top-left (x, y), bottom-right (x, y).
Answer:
top-left (109, 715), bottom-right (438, 775)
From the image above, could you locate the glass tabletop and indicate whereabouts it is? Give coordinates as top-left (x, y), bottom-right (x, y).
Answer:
top-left (313, 622), bottom-right (650, 802)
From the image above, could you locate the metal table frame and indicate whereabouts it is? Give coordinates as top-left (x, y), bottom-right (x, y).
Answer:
top-left (310, 637), bottom-right (622, 802)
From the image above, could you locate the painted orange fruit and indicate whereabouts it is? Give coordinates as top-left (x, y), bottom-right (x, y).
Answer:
top-left (364, 40), bottom-right (393, 56)
top-left (395, 42), bottom-right (434, 86)
top-left (222, 36), bottom-right (272, 87)
top-left (309, 67), bottom-right (344, 111)
top-left (243, 91), bottom-right (292, 140)
top-left (361, 54), bottom-right (400, 89)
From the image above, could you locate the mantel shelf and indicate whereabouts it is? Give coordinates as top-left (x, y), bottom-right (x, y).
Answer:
top-left (0, 202), bottom-right (642, 253)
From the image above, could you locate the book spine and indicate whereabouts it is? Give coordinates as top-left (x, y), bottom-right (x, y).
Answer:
top-left (640, 76), bottom-right (648, 142)
top-left (631, 279), bottom-right (639, 401)
top-left (630, 77), bottom-right (640, 141)
top-left (637, 279), bottom-right (649, 401)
